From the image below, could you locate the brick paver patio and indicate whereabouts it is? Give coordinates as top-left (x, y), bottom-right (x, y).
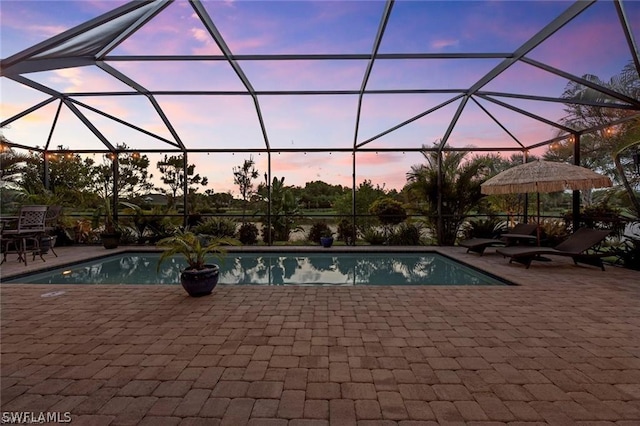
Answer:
top-left (1, 246), bottom-right (639, 425)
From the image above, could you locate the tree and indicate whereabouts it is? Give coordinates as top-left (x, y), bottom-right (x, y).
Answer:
top-left (0, 142), bottom-right (30, 189)
top-left (232, 156), bottom-right (259, 222)
top-left (334, 179), bottom-right (389, 230)
top-left (554, 61), bottom-right (640, 216)
top-left (156, 154), bottom-right (208, 207)
top-left (405, 145), bottom-right (492, 245)
top-left (299, 181), bottom-right (346, 209)
top-left (18, 145), bottom-right (96, 207)
top-left (258, 176), bottom-right (301, 242)
top-left (613, 137), bottom-right (640, 217)
top-left (91, 160), bottom-right (114, 203)
top-left (21, 146), bottom-right (96, 194)
top-left (209, 191), bottom-right (234, 210)
top-left (116, 144), bottom-right (154, 199)
top-left (91, 144), bottom-right (153, 216)
top-left (369, 197), bottom-right (407, 241)
top-left (0, 143), bottom-right (34, 213)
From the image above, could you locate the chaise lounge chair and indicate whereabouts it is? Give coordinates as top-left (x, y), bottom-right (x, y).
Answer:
top-left (496, 227), bottom-right (611, 270)
top-left (459, 223), bottom-right (538, 255)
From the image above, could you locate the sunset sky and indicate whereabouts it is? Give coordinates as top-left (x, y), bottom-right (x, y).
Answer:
top-left (1, 0), bottom-right (638, 194)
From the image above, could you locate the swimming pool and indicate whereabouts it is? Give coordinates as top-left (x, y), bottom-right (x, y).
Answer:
top-left (2, 252), bottom-right (511, 286)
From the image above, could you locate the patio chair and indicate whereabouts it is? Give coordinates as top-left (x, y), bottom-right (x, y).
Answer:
top-left (44, 205), bottom-right (62, 232)
top-left (1, 205), bottom-right (48, 266)
top-left (496, 227), bottom-right (611, 270)
top-left (42, 205), bottom-right (62, 258)
top-left (459, 223), bottom-right (538, 255)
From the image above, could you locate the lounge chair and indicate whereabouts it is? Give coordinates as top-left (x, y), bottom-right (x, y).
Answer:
top-left (496, 227), bottom-right (610, 270)
top-left (459, 223), bottom-right (538, 255)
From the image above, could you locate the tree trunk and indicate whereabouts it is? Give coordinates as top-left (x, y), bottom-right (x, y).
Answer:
top-left (613, 151), bottom-right (640, 217)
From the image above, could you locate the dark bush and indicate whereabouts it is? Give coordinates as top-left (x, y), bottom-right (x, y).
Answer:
top-left (238, 222), bottom-right (259, 245)
top-left (362, 227), bottom-right (386, 245)
top-left (192, 217), bottom-right (236, 238)
top-left (187, 213), bottom-right (203, 227)
top-left (337, 219), bottom-right (356, 245)
top-left (540, 219), bottom-right (569, 247)
top-left (307, 221), bottom-right (332, 243)
top-left (460, 217), bottom-right (507, 240)
top-left (388, 223), bottom-right (422, 245)
top-left (611, 236), bottom-right (640, 270)
top-left (369, 197), bottom-right (407, 226)
top-left (564, 202), bottom-right (625, 237)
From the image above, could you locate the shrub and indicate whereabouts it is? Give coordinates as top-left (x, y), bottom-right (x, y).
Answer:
top-left (388, 223), bottom-right (422, 245)
top-left (610, 231), bottom-right (640, 270)
top-left (563, 202), bottom-right (625, 237)
top-left (581, 203), bottom-right (625, 237)
top-left (187, 213), bottom-right (203, 227)
top-left (192, 217), bottom-right (236, 238)
top-left (118, 226), bottom-right (138, 245)
top-left (238, 222), bottom-right (259, 245)
top-left (362, 227), bottom-right (386, 245)
top-left (369, 197), bottom-right (407, 226)
top-left (307, 221), bottom-right (332, 243)
top-left (540, 219), bottom-right (568, 247)
top-left (337, 219), bottom-right (356, 245)
top-left (460, 217), bottom-right (507, 240)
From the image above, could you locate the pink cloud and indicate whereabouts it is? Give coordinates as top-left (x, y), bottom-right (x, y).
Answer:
top-left (431, 39), bottom-right (459, 50)
top-left (355, 152), bottom-right (404, 167)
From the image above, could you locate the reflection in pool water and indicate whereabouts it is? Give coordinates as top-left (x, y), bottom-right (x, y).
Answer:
top-left (4, 252), bottom-right (509, 286)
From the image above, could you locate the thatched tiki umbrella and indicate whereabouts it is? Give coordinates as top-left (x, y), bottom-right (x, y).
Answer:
top-left (481, 160), bottom-right (612, 243)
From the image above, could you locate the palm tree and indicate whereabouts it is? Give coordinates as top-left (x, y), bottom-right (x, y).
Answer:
top-left (0, 144), bottom-right (33, 213)
top-left (233, 156), bottom-right (259, 223)
top-left (556, 61), bottom-right (640, 216)
top-left (406, 144), bottom-right (491, 245)
top-left (0, 144), bottom-right (30, 188)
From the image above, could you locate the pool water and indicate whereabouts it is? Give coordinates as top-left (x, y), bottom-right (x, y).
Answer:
top-left (3, 252), bottom-right (510, 286)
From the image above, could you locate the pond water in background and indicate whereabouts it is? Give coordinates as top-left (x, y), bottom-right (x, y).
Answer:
top-left (3, 252), bottom-right (510, 286)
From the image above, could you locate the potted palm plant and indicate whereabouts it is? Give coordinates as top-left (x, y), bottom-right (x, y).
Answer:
top-left (93, 198), bottom-right (138, 249)
top-left (308, 221), bottom-right (334, 248)
top-left (157, 230), bottom-right (239, 297)
top-left (100, 203), bottom-right (121, 249)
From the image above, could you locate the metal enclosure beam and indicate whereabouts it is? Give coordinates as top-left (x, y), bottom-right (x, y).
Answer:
top-left (189, 0), bottom-right (271, 151)
top-left (614, 0), bottom-right (640, 77)
top-left (467, 0), bottom-right (595, 95)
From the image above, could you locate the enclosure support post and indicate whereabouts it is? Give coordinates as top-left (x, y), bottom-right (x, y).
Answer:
top-left (183, 152), bottom-right (188, 228)
top-left (523, 151), bottom-right (528, 224)
top-left (267, 152), bottom-right (272, 246)
top-left (572, 133), bottom-right (581, 232)
top-left (43, 152), bottom-right (50, 190)
top-left (112, 153), bottom-right (119, 224)
top-left (436, 151), bottom-right (443, 245)
top-left (352, 150), bottom-right (357, 246)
